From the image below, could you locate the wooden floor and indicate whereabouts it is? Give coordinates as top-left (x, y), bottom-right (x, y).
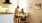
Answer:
top-left (14, 19), bottom-right (30, 23)
top-left (14, 13), bottom-right (29, 23)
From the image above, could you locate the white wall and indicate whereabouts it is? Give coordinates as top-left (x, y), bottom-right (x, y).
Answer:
top-left (9, 0), bottom-right (27, 13)
top-left (27, 0), bottom-right (42, 23)
top-left (9, 0), bottom-right (17, 13)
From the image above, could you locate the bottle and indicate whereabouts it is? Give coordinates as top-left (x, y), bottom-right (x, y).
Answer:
top-left (6, 9), bottom-right (7, 12)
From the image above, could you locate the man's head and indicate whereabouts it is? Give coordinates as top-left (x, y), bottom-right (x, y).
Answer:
top-left (17, 6), bottom-right (19, 8)
top-left (22, 8), bottom-right (23, 11)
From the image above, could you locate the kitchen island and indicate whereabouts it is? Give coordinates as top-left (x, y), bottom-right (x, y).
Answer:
top-left (0, 12), bottom-right (14, 23)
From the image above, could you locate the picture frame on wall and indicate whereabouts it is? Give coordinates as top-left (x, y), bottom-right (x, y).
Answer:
top-left (35, 3), bottom-right (41, 10)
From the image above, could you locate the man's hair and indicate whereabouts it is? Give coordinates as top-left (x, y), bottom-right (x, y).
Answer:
top-left (17, 6), bottom-right (19, 8)
top-left (22, 8), bottom-right (23, 11)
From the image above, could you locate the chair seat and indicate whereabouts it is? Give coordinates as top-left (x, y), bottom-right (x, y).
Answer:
top-left (21, 17), bottom-right (26, 21)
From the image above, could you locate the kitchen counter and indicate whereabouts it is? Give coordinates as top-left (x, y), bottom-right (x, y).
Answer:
top-left (0, 13), bottom-right (13, 23)
top-left (0, 12), bottom-right (13, 14)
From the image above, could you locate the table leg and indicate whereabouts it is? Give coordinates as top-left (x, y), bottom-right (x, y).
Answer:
top-left (18, 17), bottom-right (19, 23)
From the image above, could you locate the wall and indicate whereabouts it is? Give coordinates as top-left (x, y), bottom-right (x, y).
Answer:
top-left (0, 0), bottom-right (9, 8)
top-left (0, 0), bottom-right (9, 12)
top-left (9, 0), bottom-right (27, 13)
top-left (9, 0), bottom-right (18, 12)
top-left (27, 0), bottom-right (42, 23)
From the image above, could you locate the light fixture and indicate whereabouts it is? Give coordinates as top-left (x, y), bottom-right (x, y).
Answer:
top-left (3, 0), bottom-right (12, 4)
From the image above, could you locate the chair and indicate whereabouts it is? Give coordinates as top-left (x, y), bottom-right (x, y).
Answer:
top-left (21, 16), bottom-right (27, 23)
top-left (14, 15), bottom-right (18, 23)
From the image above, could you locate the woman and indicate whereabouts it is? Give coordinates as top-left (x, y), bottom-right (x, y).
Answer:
top-left (19, 9), bottom-right (24, 15)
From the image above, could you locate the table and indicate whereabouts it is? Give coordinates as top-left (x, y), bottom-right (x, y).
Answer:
top-left (16, 14), bottom-right (28, 23)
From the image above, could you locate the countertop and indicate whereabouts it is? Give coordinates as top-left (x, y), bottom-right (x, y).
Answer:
top-left (0, 12), bottom-right (13, 14)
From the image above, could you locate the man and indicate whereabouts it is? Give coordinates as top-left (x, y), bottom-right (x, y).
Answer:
top-left (14, 6), bottom-right (19, 23)
top-left (14, 6), bottom-right (19, 18)
top-left (15, 6), bottom-right (19, 14)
